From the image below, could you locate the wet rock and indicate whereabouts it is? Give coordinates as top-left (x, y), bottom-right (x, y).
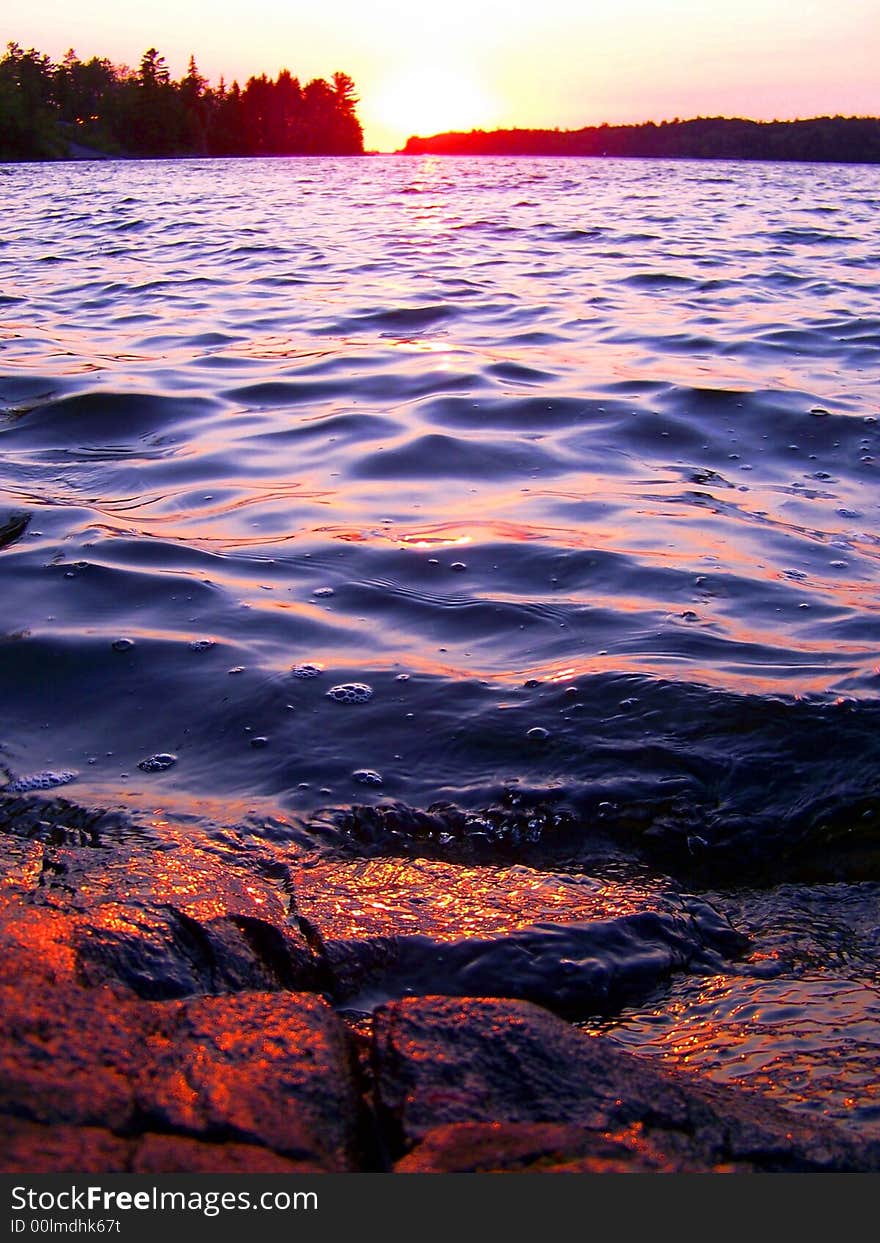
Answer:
top-left (74, 903), bottom-right (319, 999)
top-left (0, 1118), bottom-right (131, 1174)
top-left (0, 1120), bottom-right (324, 1174)
top-left (394, 1121), bottom-right (711, 1173)
top-left (291, 857), bottom-right (745, 1017)
top-left (3, 796), bottom-right (873, 1174)
top-left (0, 905), bottom-right (80, 987)
top-left (141, 992), bottom-right (360, 1168)
top-left (323, 795), bottom-right (576, 857)
top-left (0, 973), bottom-right (360, 1170)
top-left (0, 824), bottom-right (355, 1161)
top-left (0, 794), bottom-right (122, 847)
top-left (372, 996), bottom-right (878, 1172)
top-left (0, 834), bottom-right (44, 906)
top-left (0, 979), bottom-right (151, 1129)
top-left (0, 821), bottom-right (321, 999)
top-left (132, 1134), bottom-right (325, 1174)
top-left (0, 508), bottom-right (31, 551)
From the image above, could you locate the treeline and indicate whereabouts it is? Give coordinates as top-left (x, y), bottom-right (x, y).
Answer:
top-left (403, 116), bottom-right (880, 164)
top-left (0, 41), bottom-right (364, 160)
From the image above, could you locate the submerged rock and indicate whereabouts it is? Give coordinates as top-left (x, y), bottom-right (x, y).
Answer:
top-left (291, 856), bottom-right (745, 1017)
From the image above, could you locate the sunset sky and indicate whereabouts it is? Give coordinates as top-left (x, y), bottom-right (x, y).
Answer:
top-left (4, 0), bottom-right (878, 151)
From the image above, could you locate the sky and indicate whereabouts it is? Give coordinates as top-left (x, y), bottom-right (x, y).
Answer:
top-left (4, 0), bottom-right (878, 151)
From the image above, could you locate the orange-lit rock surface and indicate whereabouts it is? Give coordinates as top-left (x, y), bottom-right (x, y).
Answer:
top-left (1, 797), bottom-right (877, 1173)
top-left (1, 804), bottom-right (319, 998)
top-left (0, 1120), bottom-right (321, 1174)
top-left (0, 805), bottom-right (356, 1171)
top-left (0, 972), bottom-right (360, 1170)
top-left (373, 996), bottom-right (879, 1173)
top-left (393, 1122), bottom-right (711, 1173)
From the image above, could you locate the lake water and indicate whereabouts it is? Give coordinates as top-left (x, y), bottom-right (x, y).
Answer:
top-left (2, 155), bottom-right (879, 1134)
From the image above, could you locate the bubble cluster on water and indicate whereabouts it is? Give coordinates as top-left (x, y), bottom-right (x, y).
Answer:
top-left (292, 663), bottom-right (323, 679)
top-left (189, 640), bottom-right (215, 653)
top-left (137, 753), bottom-right (178, 773)
top-left (2, 770), bottom-right (77, 793)
top-left (326, 683), bottom-right (373, 704)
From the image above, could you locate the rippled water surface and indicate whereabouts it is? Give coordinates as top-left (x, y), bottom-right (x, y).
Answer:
top-left (2, 155), bottom-right (879, 1132)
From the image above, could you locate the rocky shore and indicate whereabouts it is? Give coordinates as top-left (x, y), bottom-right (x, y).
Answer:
top-left (1, 793), bottom-right (876, 1174)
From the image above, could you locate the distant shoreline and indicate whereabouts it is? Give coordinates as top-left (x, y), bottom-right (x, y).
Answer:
top-left (7, 146), bottom-right (880, 168)
top-left (399, 116), bottom-right (880, 164)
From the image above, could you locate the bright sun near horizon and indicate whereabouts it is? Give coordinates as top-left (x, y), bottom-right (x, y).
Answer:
top-left (1, 0), bottom-right (878, 150)
top-left (372, 66), bottom-right (501, 146)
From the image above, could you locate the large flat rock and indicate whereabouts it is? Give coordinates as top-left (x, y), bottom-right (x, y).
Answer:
top-left (372, 996), bottom-right (878, 1173)
top-left (291, 856), bottom-right (745, 1016)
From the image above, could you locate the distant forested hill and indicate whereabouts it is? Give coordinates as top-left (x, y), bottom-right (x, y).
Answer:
top-left (0, 41), bottom-right (364, 160)
top-left (402, 116), bottom-right (880, 163)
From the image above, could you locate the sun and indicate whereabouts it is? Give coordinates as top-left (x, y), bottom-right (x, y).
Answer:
top-left (372, 65), bottom-right (499, 146)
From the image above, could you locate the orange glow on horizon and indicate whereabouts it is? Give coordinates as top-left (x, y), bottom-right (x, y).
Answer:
top-left (2, 1), bottom-right (878, 151)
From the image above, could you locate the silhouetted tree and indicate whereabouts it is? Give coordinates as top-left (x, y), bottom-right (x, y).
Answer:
top-left (331, 71), bottom-right (364, 153)
top-left (54, 50), bottom-right (117, 127)
top-left (138, 47), bottom-right (170, 89)
top-left (180, 53), bottom-right (208, 152)
top-left (0, 40), bottom-right (368, 160)
top-left (0, 42), bottom-right (60, 157)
